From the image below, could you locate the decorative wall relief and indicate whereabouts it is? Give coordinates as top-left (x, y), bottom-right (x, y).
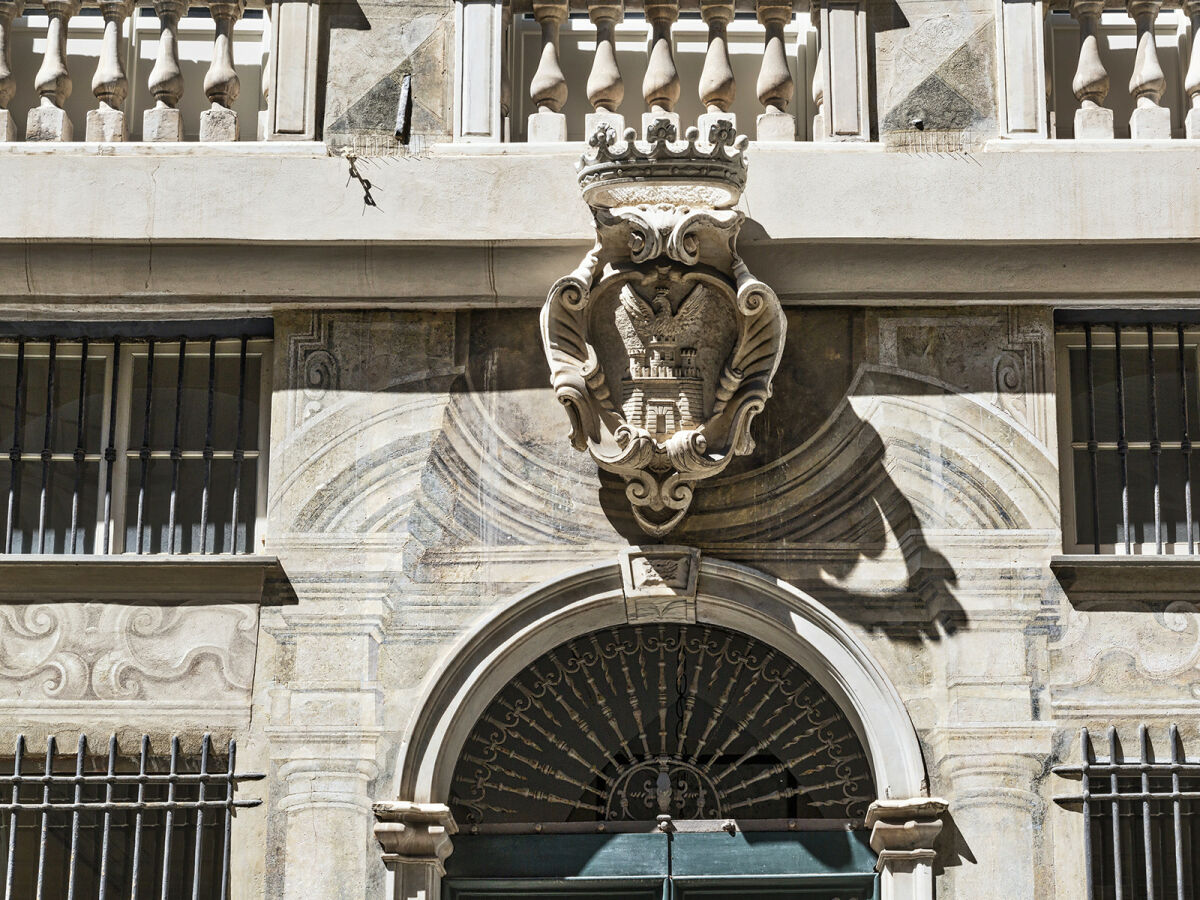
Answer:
top-left (541, 123), bottom-right (786, 536)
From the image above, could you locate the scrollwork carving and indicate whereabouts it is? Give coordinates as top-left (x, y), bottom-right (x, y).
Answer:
top-left (542, 125), bottom-right (785, 536)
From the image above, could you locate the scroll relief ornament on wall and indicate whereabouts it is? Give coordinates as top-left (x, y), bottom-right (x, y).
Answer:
top-left (541, 122), bottom-right (786, 536)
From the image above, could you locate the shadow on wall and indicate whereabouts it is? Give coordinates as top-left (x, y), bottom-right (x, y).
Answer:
top-left (413, 308), bottom-right (1049, 648)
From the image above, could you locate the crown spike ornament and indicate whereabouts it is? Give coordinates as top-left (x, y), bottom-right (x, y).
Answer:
top-left (541, 123), bottom-right (786, 536)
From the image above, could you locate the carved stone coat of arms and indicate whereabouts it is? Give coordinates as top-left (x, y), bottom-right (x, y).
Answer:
top-left (541, 123), bottom-right (786, 536)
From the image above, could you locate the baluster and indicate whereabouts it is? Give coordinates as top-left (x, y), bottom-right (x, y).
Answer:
top-left (756, 0), bottom-right (795, 140)
top-left (642, 0), bottom-right (679, 135)
top-left (527, 0), bottom-right (568, 142)
top-left (698, 0), bottom-right (735, 133)
top-left (586, 0), bottom-right (624, 135)
top-left (87, 0), bottom-right (134, 141)
top-left (257, 16), bottom-right (270, 139)
top-left (0, 0), bottom-right (22, 141)
top-left (144, 0), bottom-right (188, 141)
top-left (811, 5), bottom-right (825, 140)
top-left (1070, 0), bottom-right (1113, 138)
top-left (201, 0), bottom-right (245, 140)
top-left (26, 0), bottom-right (81, 141)
top-left (1127, 0), bottom-right (1171, 138)
top-left (1188, 0), bottom-right (1200, 137)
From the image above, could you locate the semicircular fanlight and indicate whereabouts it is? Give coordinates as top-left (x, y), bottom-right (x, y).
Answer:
top-left (449, 622), bottom-right (875, 830)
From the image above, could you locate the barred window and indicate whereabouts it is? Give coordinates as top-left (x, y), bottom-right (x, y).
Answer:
top-left (0, 324), bottom-right (271, 554)
top-left (1057, 316), bottom-right (1200, 554)
top-left (0, 734), bottom-right (262, 899)
top-left (1055, 725), bottom-right (1200, 900)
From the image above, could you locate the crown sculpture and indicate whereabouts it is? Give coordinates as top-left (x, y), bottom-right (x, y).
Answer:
top-left (541, 122), bottom-right (786, 536)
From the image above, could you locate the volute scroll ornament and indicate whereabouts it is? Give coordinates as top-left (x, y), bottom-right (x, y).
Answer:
top-left (541, 122), bottom-right (786, 536)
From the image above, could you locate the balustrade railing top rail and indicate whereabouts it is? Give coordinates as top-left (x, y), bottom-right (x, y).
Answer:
top-left (0, 0), bottom-right (321, 142)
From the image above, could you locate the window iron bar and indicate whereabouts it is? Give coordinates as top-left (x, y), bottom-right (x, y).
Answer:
top-left (1114, 325), bottom-right (1132, 555)
top-left (230, 336), bottom-right (248, 556)
top-left (135, 337), bottom-right (155, 555)
top-left (200, 339), bottom-right (217, 554)
top-left (1109, 726), bottom-right (1123, 900)
top-left (1147, 327), bottom-right (1163, 554)
top-left (36, 337), bottom-right (56, 555)
top-left (69, 337), bottom-right (89, 555)
top-left (1179, 325), bottom-right (1195, 554)
top-left (5, 340), bottom-right (24, 554)
top-left (167, 339), bottom-right (187, 555)
top-left (0, 733), bottom-right (263, 900)
top-left (1054, 725), bottom-right (1200, 900)
top-left (1085, 323), bottom-right (1102, 554)
top-left (101, 337), bottom-right (121, 554)
top-left (66, 735), bottom-right (84, 900)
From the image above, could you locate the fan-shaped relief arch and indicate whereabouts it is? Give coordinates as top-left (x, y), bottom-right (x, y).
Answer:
top-left (449, 620), bottom-right (876, 828)
top-left (393, 557), bottom-right (927, 807)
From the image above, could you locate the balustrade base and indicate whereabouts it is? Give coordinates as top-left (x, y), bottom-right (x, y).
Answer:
top-left (26, 106), bottom-right (72, 142)
top-left (527, 111), bottom-right (567, 143)
top-left (85, 107), bottom-right (126, 142)
top-left (756, 110), bottom-right (795, 142)
top-left (144, 107), bottom-right (184, 142)
top-left (1130, 105), bottom-right (1172, 139)
top-left (697, 111), bottom-right (736, 138)
top-left (1074, 106), bottom-right (1113, 139)
top-left (200, 107), bottom-right (240, 142)
top-left (0, 111), bottom-right (14, 142)
top-left (585, 111), bottom-right (625, 139)
top-left (1188, 108), bottom-right (1200, 140)
top-left (641, 111), bottom-right (679, 138)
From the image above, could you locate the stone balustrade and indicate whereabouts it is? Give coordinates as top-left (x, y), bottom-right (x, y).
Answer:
top-left (998, 0), bottom-right (1200, 140)
top-left (453, 0), bottom-right (870, 143)
top-left (0, 0), bottom-right (320, 142)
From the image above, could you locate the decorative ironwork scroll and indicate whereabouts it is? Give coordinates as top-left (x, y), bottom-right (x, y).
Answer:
top-left (449, 623), bottom-right (873, 830)
top-left (541, 123), bottom-right (786, 536)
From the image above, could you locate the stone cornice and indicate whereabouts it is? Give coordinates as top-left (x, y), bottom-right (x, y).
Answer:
top-left (0, 555), bottom-right (281, 603)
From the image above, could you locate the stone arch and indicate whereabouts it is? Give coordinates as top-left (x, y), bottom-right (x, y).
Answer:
top-left (379, 555), bottom-right (943, 900)
top-left (395, 556), bottom-right (926, 804)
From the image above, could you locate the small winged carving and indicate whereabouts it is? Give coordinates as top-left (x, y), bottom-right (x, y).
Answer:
top-left (618, 283), bottom-right (713, 347)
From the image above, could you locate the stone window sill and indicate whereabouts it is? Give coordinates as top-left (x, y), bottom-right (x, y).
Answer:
top-left (1050, 555), bottom-right (1200, 605)
top-left (0, 555), bottom-right (282, 604)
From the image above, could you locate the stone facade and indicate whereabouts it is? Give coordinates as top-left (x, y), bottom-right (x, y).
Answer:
top-left (0, 0), bottom-right (1198, 898)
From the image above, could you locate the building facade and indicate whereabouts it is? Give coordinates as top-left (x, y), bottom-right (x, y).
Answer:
top-left (0, 0), bottom-right (1199, 897)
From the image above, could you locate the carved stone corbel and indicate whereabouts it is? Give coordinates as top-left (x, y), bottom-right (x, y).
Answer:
top-left (373, 801), bottom-right (458, 900)
top-left (866, 797), bottom-right (948, 900)
top-left (541, 122), bottom-right (785, 536)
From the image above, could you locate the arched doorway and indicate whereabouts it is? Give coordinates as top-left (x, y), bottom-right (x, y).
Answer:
top-left (377, 555), bottom-right (944, 900)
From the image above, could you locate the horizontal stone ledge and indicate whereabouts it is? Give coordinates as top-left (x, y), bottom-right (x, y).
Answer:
top-left (0, 554), bottom-right (283, 603)
top-left (4, 241), bottom-right (1200, 307)
top-left (1050, 554), bottom-right (1200, 605)
top-left (1, 141), bottom-right (1199, 244)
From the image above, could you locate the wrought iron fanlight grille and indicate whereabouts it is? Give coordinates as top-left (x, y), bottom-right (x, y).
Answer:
top-left (449, 623), bottom-right (874, 830)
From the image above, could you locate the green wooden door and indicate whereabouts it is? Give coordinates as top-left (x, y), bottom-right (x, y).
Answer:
top-left (443, 830), bottom-right (878, 900)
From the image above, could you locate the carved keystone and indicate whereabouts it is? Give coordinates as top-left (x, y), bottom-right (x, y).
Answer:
top-left (619, 545), bottom-right (700, 622)
top-left (374, 802), bottom-right (457, 900)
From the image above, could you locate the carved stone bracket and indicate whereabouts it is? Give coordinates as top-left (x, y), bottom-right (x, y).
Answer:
top-left (619, 545), bottom-right (700, 622)
top-left (866, 797), bottom-right (948, 900)
top-left (374, 801), bottom-right (458, 900)
top-left (541, 123), bottom-right (785, 536)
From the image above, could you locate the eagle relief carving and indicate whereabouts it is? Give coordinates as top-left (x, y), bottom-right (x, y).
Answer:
top-left (541, 123), bottom-right (786, 536)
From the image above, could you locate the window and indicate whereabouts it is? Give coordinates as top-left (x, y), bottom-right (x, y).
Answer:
top-left (1057, 316), bottom-right (1199, 554)
top-left (0, 733), bottom-right (262, 898)
top-left (0, 324), bottom-right (271, 555)
top-left (1054, 725), bottom-right (1200, 900)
